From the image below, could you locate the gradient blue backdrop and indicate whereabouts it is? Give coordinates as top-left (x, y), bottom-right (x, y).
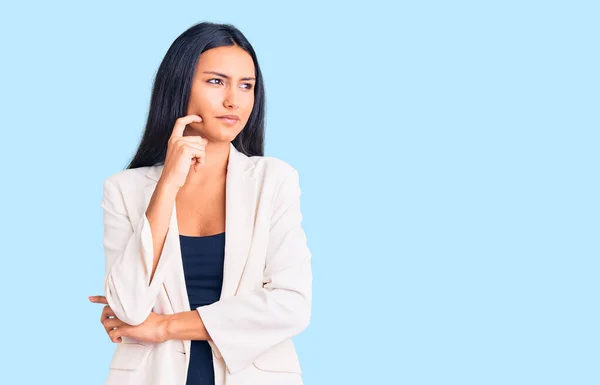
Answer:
top-left (1, 1), bottom-right (598, 384)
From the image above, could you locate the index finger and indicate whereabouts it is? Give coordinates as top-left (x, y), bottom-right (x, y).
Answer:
top-left (89, 295), bottom-right (108, 304)
top-left (170, 115), bottom-right (203, 138)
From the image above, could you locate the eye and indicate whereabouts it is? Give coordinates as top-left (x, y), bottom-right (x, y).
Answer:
top-left (207, 78), bottom-right (224, 85)
top-left (207, 78), bottom-right (253, 90)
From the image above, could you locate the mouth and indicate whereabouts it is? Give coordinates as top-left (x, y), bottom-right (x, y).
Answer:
top-left (217, 116), bottom-right (240, 125)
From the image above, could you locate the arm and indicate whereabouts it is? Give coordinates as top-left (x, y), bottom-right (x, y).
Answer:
top-left (163, 310), bottom-right (211, 341)
top-left (196, 169), bottom-right (313, 374)
top-left (101, 177), bottom-right (178, 326)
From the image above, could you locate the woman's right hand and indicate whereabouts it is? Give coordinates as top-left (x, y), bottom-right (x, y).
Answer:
top-left (160, 115), bottom-right (208, 188)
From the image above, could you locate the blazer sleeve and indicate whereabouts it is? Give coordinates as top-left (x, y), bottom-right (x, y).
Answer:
top-left (101, 177), bottom-right (173, 326)
top-left (196, 168), bottom-right (313, 374)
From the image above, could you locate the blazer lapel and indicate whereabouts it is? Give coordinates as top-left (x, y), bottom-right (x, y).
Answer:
top-left (142, 142), bottom-right (257, 353)
top-left (221, 149), bottom-right (257, 300)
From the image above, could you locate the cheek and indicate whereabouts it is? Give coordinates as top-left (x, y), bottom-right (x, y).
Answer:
top-left (189, 87), bottom-right (220, 109)
top-left (195, 92), bottom-right (218, 109)
top-left (243, 93), bottom-right (255, 114)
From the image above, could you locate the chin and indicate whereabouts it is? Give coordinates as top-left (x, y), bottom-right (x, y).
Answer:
top-left (206, 130), bottom-right (240, 143)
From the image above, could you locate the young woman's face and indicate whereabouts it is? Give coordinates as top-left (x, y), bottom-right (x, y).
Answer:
top-left (185, 45), bottom-right (256, 142)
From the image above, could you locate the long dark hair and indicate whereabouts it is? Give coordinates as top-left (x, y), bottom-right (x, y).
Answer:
top-left (126, 22), bottom-right (266, 170)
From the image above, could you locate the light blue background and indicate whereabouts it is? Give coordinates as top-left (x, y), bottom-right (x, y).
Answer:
top-left (0, 1), bottom-right (597, 384)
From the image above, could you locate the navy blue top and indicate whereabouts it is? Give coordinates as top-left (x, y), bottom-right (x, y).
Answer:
top-left (179, 232), bottom-right (226, 385)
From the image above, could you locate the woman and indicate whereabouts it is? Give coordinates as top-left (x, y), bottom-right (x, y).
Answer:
top-left (88, 22), bottom-right (312, 385)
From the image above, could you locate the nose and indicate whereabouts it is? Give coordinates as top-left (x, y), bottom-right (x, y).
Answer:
top-left (223, 88), bottom-right (239, 110)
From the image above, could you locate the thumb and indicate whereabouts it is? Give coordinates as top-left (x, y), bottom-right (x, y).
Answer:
top-left (110, 326), bottom-right (129, 343)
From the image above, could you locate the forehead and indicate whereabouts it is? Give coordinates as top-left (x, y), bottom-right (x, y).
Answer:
top-left (196, 45), bottom-right (255, 77)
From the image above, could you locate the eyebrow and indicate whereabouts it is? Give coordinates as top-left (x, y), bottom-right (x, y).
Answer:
top-left (203, 71), bottom-right (256, 81)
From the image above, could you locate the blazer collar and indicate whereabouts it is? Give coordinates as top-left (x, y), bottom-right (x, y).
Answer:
top-left (140, 141), bottom-right (257, 358)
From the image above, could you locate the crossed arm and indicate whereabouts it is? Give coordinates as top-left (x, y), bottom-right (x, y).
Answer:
top-left (88, 295), bottom-right (210, 343)
top-left (93, 169), bottom-right (312, 374)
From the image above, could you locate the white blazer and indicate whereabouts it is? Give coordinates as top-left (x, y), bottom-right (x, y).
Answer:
top-left (100, 142), bottom-right (312, 385)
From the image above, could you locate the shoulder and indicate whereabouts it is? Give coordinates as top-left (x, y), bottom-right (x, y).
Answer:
top-left (102, 166), bottom-right (152, 193)
top-left (248, 155), bottom-right (299, 184)
top-left (248, 155), bottom-right (302, 202)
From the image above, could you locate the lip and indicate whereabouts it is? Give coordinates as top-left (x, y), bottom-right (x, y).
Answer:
top-left (217, 115), bottom-right (240, 120)
top-left (217, 115), bottom-right (240, 125)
